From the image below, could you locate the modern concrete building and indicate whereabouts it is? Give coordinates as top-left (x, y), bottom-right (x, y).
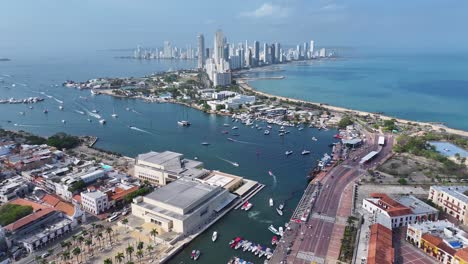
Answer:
top-left (362, 193), bottom-right (438, 229)
top-left (134, 151), bottom-right (207, 186)
top-left (80, 189), bottom-right (109, 215)
top-left (429, 186), bottom-right (468, 224)
top-left (197, 33), bottom-right (205, 69)
top-left (0, 176), bottom-right (31, 203)
top-left (131, 178), bottom-right (236, 234)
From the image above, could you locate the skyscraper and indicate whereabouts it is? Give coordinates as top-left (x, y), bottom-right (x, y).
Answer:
top-left (214, 30), bottom-right (225, 65)
top-left (253, 41), bottom-right (260, 66)
top-left (303, 42), bottom-right (309, 59)
top-left (274, 43), bottom-right (280, 64)
top-left (163, 41), bottom-right (172, 59)
top-left (271, 44), bottom-right (276, 64)
top-left (310, 40), bottom-right (315, 57)
top-left (197, 34), bottom-right (205, 69)
top-left (263, 43), bottom-right (268, 64)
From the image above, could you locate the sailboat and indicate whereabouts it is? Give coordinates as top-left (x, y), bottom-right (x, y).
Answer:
top-left (178, 106), bottom-right (190, 126)
top-left (111, 107), bottom-right (118, 118)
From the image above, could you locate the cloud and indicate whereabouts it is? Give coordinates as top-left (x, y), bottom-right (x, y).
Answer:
top-left (241, 3), bottom-right (290, 18)
top-left (319, 3), bottom-right (345, 11)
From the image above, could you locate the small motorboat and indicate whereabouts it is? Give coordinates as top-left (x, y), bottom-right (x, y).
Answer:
top-left (201, 142), bottom-right (210, 146)
top-left (285, 150), bottom-right (293, 156)
top-left (111, 113), bottom-right (118, 118)
top-left (279, 203), bottom-right (284, 210)
top-left (241, 201), bottom-right (253, 211)
top-left (43, 109), bottom-right (48, 114)
top-left (232, 126), bottom-right (238, 130)
top-left (99, 119), bottom-right (106, 125)
top-left (212, 231), bottom-right (218, 242)
top-left (301, 150), bottom-right (311, 155)
top-left (269, 198), bottom-right (274, 207)
top-left (61, 120), bottom-right (66, 124)
top-left (232, 162), bottom-right (239, 167)
top-left (276, 208), bottom-right (283, 216)
top-left (311, 136), bottom-right (318, 141)
top-left (264, 130), bottom-right (270, 135)
top-left (272, 236), bottom-right (278, 245)
top-left (91, 109), bottom-right (99, 114)
top-left (222, 130), bottom-right (229, 134)
top-left (178, 120), bottom-right (191, 126)
top-left (59, 105), bottom-right (64, 110)
top-left (223, 123), bottom-right (230, 127)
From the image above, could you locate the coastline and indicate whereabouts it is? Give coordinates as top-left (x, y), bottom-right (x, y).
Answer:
top-left (237, 79), bottom-right (468, 137)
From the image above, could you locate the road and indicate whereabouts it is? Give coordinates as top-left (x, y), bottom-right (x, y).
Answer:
top-left (270, 133), bottom-right (394, 264)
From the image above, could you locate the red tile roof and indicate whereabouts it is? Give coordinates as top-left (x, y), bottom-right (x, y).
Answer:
top-left (369, 193), bottom-right (413, 217)
top-left (10, 198), bottom-right (49, 212)
top-left (4, 208), bottom-right (55, 232)
top-left (455, 247), bottom-right (468, 261)
top-left (41, 194), bottom-right (61, 207)
top-left (367, 223), bottom-right (394, 264)
top-left (422, 233), bottom-right (443, 246)
top-left (73, 194), bottom-right (81, 203)
top-left (42, 194), bottom-right (75, 217)
top-left (110, 186), bottom-right (139, 201)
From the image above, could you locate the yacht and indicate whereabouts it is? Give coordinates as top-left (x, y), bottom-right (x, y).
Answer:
top-left (285, 150), bottom-right (293, 156)
top-left (269, 198), bottom-right (274, 207)
top-left (268, 225), bottom-right (279, 235)
top-left (99, 119), bottom-right (106, 125)
top-left (232, 126), bottom-right (238, 130)
top-left (201, 142), bottom-right (210, 146)
top-left (91, 109), bottom-right (99, 114)
top-left (312, 137), bottom-right (318, 141)
top-left (276, 208), bottom-right (283, 216)
top-left (264, 130), bottom-right (270, 135)
top-left (111, 113), bottom-right (118, 118)
top-left (212, 231), bottom-right (218, 242)
top-left (301, 150), bottom-right (311, 155)
top-left (177, 120), bottom-right (191, 126)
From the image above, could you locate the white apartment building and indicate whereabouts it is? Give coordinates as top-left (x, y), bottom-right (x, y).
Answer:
top-left (80, 189), bottom-right (109, 215)
top-left (429, 186), bottom-right (468, 224)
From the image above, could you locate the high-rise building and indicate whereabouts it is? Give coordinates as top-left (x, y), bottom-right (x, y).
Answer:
top-left (214, 30), bottom-right (225, 65)
top-left (274, 43), bottom-right (280, 63)
top-left (271, 44), bottom-right (276, 64)
top-left (296, 45), bottom-right (301, 60)
top-left (319, 48), bottom-right (326, 58)
top-left (197, 34), bottom-right (205, 69)
top-left (263, 43), bottom-right (268, 64)
top-left (163, 41), bottom-right (172, 59)
top-left (245, 48), bottom-right (252, 67)
top-left (253, 41), bottom-right (260, 65)
top-left (303, 42), bottom-right (309, 58)
top-left (310, 40), bottom-right (315, 57)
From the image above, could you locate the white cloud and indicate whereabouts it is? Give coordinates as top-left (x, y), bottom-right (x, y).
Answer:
top-left (319, 3), bottom-right (345, 11)
top-left (241, 3), bottom-right (290, 18)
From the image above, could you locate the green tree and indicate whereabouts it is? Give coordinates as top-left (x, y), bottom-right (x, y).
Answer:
top-left (146, 245), bottom-right (153, 257)
top-left (104, 258), bottom-right (113, 264)
top-left (126, 245), bottom-right (134, 261)
top-left (136, 250), bottom-right (144, 263)
top-left (398, 178), bottom-right (408, 185)
top-left (115, 252), bottom-right (125, 264)
top-left (72, 247), bottom-right (81, 263)
top-left (150, 228), bottom-right (158, 242)
top-left (338, 116), bottom-right (353, 129)
top-left (0, 204), bottom-right (33, 226)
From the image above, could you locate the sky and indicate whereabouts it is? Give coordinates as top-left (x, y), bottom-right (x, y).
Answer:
top-left (1, 0), bottom-right (468, 56)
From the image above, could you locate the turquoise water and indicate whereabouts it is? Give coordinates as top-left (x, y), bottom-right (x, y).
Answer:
top-left (0, 52), bottom-right (337, 263)
top-left (248, 54), bottom-right (468, 131)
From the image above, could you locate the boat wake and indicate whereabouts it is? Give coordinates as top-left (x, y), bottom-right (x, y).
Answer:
top-left (74, 109), bottom-right (86, 115)
top-left (227, 138), bottom-right (261, 146)
top-left (52, 97), bottom-right (64, 104)
top-left (247, 211), bottom-right (273, 224)
top-left (131, 109), bottom-right (142, 115)
top-left (129, 126), bottom-right (154, 135)
top-left (269, 171), bottom-right (278, 187)
top-left (14, 123), bottom-right (42, 128)
top-left (217, 157), bottom-right (239, 167)
top-left (39, 92), bottom-right (53, 99)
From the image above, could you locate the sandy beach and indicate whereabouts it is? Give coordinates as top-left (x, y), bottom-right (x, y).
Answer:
top-left (237, 79), bottom-right (468, 137)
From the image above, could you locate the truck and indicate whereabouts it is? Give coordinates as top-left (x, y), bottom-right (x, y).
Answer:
top-left (378, 136), bottom-right (385, 146)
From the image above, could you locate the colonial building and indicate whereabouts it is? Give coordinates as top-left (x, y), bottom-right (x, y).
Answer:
top-left (429, 186), bottom-right (468, 224)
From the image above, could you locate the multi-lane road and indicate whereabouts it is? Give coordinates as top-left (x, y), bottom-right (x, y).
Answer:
top-left (270, 133), bottom-right (394, 264)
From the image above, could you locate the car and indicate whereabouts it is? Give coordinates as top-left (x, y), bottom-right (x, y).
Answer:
top-left (41, 252), bottom-right (50, 258)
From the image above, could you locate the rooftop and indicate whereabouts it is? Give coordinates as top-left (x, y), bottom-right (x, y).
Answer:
top-left (145, 178), bottom-right (220, 211)
top-left (5, 208), bottom-right (56, 232)
top-left (432, 186), bottom-right (468, 204)
top-left (367, 223), bottom-right (394, 264)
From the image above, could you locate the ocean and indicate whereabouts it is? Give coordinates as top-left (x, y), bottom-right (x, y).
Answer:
top-left (248, 53), bottom-right (468, 131)
top-left (0, 50), bottom-right (336, 263)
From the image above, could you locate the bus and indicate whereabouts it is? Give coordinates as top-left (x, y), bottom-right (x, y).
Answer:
top-left (107, 214), bottom-right (119, 222)
top-left (378, 136), bottom-right (385, 146)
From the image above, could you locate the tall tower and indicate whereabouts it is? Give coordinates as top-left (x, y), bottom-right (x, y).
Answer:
top-left (214, 30), bottom-right (225, 66)
top-left (310, 40), bottom-right (315, 56)
top-left (263, 43), bottom-right (268, 64)
top-left (274, 43), bottom-right (280, 63)
top-left (253, 41), bottom-right (260, 65)
top-left (197, 33), bottom-right (205, 69)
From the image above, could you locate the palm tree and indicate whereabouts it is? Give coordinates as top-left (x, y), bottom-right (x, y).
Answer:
top-left (126, 245), bottom-right (134, 261)
top-left (137, 241), bottom-right (144, 251)
top-left (97, 232), bottom-right (104, 248)
top-left (126, 262), bottom-right (134, 264)
top-left (104, 258), bottom-right (113, 264)
top-left (122, 218), bottom-right (129, 231)
top-left (62, 251), bottom-right (71, 262)
top-left (78, 235), bottom-right (84, 245)
top-left (71, 235), bottom-right (78, 246)
top-left (72, 247), bottom-right (81, 264)
top-left (149, 228), bottom-right (158, 242)
top-left (136, 250), bottom-right (143, 263)
top-left (85, 239), bottom-right (92, 254)
top-left (146, 245), bottom-right (153, 258)
top-left (106, 227), bottom-right (113, 244)
top-left (115, 252), bottom-right (125, 264)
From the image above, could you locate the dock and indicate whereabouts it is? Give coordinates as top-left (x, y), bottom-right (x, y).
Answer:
top-left (88, 136), bottom-right (98, 147)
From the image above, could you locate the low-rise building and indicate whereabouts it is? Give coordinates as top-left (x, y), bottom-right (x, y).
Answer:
top-left (0, 176), bottom-right (31, 203)
top-left (80, 189), bottom-right (109, 215)
top-left (367, 223), bottom-right (394, 264)
top-left (362, 193), bottom-right (438, 229)
top-left (429, 186), bottom-right (468, 224)
top-left (131, 178), bottom-right (236, 234)
top-left (134, 151), bottom-right (207, 186)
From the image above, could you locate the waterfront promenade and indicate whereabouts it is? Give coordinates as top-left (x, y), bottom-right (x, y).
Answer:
top-left (269, 133), bottom-right (394, 263)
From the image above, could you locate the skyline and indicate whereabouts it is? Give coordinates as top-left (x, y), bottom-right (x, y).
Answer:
top-left (2, 0), bottom-right (468, 57)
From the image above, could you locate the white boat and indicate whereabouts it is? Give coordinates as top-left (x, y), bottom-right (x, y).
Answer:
top-left (276, 208), bottom-right (283, 216)
top-left (232, 126), bottom-right (238, 130)
top-left (264, 130), bottom-right (270, 135)
top-left (87, 119), bottom-right (92, 122)
top-left (212, 231), bottom-right (217, 242)
top-left (28, 106), bottom-right (33, 109)
top-left (269, 198), bottom-right (274, 207)
top-left (91, 109), bottom-right (99, 114)
top-left (99, 119), bottom-right (106, 125)
top-left (279, 203), bottom-right (284, 210)
top-left (201, 142), bottom-right (210, 146)
top-left (232, 162), bottom-right (239, 167)
top-left (223, 123), bottom-right (230, 127)
top-left (301, 150), bottom-right (311, 155)
top-left (61, 120), bottom-right (66, 123)
top-left (111, 113), bottom-right (118, 118)
top-left (312, 136), bottom-right (318, 141)
top-left (268, 225), bottom-right (279, 235)
top-left (298, 127), bottom-right (304, 131)
top-left (19, 111), bottom-right (25, 115)
top-left (279, 132), bottom-right (285, 136)
top-left (178, 120), bottom-right (191, 126)
top-left (278, 227), bottom-right (284, 236)
top-left (193, 250), bottom-right (200, 260)
top-left (285, 150), bottom-right (293, 156)
top-left (59, 105), bottom-right (64, 110)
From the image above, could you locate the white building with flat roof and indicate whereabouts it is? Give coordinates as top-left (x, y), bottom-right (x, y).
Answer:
top-left (131, 178), bottom-right (236, 234)
top-left (429, 186), bottom-right (468, 224)
top-left (134, 151), bottom-right (208, 186)
top-left (80, 189), bottom-right (109, 215)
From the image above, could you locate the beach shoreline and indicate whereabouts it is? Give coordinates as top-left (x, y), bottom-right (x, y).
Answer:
top-left (236, 79), bottom-right (468, 137)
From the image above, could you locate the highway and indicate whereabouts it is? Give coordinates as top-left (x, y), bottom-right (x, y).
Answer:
top-left (270, 133), bottom-right (394, 264)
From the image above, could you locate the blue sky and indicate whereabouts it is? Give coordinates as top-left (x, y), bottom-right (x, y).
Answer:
top-left (1, 0), bottom-right (468, 55)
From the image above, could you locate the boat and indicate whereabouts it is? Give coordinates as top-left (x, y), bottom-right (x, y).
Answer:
top-left (59, 105), bottom-right (63, 110)
top-left (241, 201), bottom-right (253, 211)
top-left (19, 111), bottom-right (25, 115)
top-left (222, 130), bottom-right (229, 134)
top-left (264, 130), bottom-right (270, 135)
top-left (191, 250), bottom-right (196, 259)
top-left (278, 227), bottom-right (284, 236)
top-left (177, 120), bottom-right (191, 126)
top-left (333, 134), bottom-right (342, 139)
top-left (301, 150), bottom-right (311, 155)
top-left (285, 150), bottom-right (293, 156)
top-left (61, 120), bottom-right (66, 123)
top-left (269, 198), bottom-right (274, 207)
top-left (272, 236), bottom-right (278, 245)
top-left (125, 107), bottom-right (130, 111)
top-left (43, 109), bottom-right (48, 114)
top-left (268, 171), bottom-right (274, 177)
top-left (212, 231), bottom-right (218, 242)
top-left (235, 240), bottom-right (244, 250)
top-left (279, 203), bottom-right (284, 210)
top-left (230, 237), bottom-right (242, 248)
top-left (311, 136), bottom-right (318, 141)
top-left (259, 246), bottom-right (266, 258)
top-left (99, 119), bottom-right (106, 125)
top-left (91, 109), bottom-right (99, 114)
top-left (276, 208), bottom-right (283, 216)
top-left (111, 113), bottom-right (118, 118)
top-left (243, 241), bottom-right (252, 252)
top-left (232, 126), bottom-right (238, 130)
top-left (28, 106), bottom-right (33, 109)
top-left (298, 127), bottom-right (304, 131)
top-left (194, 250), bottom-right (201, 260)
top-left (267, 125), bottom-right (272, 129)
top-left (223, 123), bottom-right (230, 127)
top-left (279, 132), bottom-right (285, 136)
top-left (268, 225), bottom-right (279, 235)
top-left (87, 119), bottom-right (92, 122)
top-left (201, 142), bottom-right (210, 146)
top-left (227, 138), bottom-right (234, 142)
top-left (232, 162), bottom-right (239, 167)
